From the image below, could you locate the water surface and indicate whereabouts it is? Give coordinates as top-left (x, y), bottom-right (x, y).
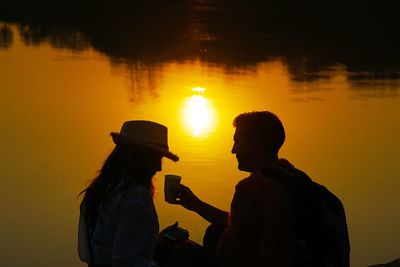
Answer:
top-left (1, 18), bottom-right (400, 267)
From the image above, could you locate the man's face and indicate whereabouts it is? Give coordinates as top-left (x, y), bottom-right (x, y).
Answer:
top-left (231, 127), bottom-right (259, 172)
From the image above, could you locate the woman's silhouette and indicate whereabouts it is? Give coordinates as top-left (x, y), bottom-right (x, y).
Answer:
top-left (78, 120), bottom-right (178, 267)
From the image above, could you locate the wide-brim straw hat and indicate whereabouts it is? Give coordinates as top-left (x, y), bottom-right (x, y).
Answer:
top-left (110, 120), bottom-right (179, 162)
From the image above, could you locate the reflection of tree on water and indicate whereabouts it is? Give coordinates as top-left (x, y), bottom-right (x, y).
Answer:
top-left (17, 23), bottom-right (90, 50)
top-left (351, 81), bottom-right (400, 99)
top-left (0, 23), bottom-right (13, 49)
top-left (1, 1), bottom-right (400, 97)
top-left (349, 72), bottom-right (400, 99)
top-left (110, 59), bottom-right (162, 103)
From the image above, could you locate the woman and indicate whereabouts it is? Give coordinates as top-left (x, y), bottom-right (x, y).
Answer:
top-left (78, 120), bottom-right (179, 267)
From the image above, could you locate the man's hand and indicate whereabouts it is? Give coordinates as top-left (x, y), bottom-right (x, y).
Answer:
top-left (175, 184), bottom-right (202, 212)
top-left (174, 184), bottom-right (229, 227)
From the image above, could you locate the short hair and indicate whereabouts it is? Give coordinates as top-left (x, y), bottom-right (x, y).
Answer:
top-left (233, 111), bottom-right (286, 154)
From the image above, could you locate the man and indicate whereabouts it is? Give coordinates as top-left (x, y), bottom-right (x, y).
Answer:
top-left (176, 111), bottom-right (350, 267)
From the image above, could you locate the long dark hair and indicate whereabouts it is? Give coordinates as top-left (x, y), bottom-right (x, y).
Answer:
top-left (78, 144), bottom-right (162, 233)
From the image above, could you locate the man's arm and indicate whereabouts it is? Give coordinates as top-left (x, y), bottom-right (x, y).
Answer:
top-left (176, 184), bottom-right (229, 227)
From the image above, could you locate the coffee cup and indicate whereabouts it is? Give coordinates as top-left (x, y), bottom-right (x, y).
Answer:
top-left (164, 174), bottom-right (181, 203)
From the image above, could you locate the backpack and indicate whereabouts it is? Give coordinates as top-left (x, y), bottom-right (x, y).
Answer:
top-left (261, 167), bottom-right (350, 267)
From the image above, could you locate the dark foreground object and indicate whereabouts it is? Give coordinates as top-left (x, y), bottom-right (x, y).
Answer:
top-left (369, 258), bottom-right (400, 267)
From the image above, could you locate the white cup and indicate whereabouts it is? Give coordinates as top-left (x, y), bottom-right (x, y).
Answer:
top-left (164, 174), bottom-right (181, 203)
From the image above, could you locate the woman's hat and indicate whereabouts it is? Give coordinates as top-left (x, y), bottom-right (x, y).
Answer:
top-left (110, 120), bottom-right (179, 162)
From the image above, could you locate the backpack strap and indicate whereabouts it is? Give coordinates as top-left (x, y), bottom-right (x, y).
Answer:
top-left (261, 166), bottom-right (319, 263)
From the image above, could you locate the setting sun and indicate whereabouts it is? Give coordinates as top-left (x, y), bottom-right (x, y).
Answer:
top-left (192, 87), bottom-right (206, 93)
top-left (182, 88), bottom-right (215, 137)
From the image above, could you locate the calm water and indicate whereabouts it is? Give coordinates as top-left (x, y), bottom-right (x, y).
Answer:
top-left (1, 17), bottom-right (400, 267)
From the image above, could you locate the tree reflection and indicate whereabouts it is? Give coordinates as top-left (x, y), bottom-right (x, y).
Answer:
top-left (113, 60), bottom-right (162, 103)
top-left (0, 23), bottom-right (13, 49)
top-left (1, 1), bottom-right (400, 97)
top-left (18, 23), bottom-right (90, 50)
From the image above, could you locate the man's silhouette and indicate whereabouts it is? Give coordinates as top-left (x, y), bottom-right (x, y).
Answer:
top-left (176, 111), bottom-right (350, 267)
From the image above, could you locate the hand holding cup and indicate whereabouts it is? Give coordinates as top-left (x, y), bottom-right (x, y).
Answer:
top-left (174, 184), bottom-right (201, 211)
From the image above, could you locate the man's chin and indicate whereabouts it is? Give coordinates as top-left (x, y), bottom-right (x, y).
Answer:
top-left (237, 163), bottom-right (251, 172)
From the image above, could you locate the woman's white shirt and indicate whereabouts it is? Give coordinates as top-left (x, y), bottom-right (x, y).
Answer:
top-left (78, 185), bottom-right (159, 267)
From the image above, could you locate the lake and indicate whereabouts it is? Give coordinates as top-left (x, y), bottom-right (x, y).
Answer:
top-left (1, 4), bottom-right (400, 266)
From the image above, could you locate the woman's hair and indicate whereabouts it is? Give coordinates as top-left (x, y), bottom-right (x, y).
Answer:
top-left (78, 144), bottom-right (161, 232)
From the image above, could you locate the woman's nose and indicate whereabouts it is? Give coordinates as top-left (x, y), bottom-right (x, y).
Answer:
top-left (158, 158), bottom-right (163, 171)
top-left (156, 161), bottom-right (162, 172)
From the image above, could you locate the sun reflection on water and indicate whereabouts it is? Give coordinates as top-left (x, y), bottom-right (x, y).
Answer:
top-left (182, 87), bottom-right (215, 137)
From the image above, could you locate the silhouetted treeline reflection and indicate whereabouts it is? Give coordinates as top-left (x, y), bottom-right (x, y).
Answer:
top-left (1, 1), bottom-right (400, 90)
top-left (0, 23), bottom-right (13, 49)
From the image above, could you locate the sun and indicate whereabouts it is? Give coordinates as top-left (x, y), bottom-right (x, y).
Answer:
top-left (182, 88), bottom-right (215, 137)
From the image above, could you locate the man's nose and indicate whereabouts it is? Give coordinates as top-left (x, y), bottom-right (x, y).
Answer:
top-left (231, 143), bottom-right (236, 154)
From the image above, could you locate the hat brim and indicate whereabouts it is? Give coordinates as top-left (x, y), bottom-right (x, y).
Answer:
top-left (110, 132), bottom-right (179, 162)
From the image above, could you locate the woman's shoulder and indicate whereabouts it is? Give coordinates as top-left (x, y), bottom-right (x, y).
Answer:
top-left (120, 184), bottom-right (153, 206)
top-left (124, 183), bottom-right (151, 194)
top-left (122, 183), bottom-right (152, 197)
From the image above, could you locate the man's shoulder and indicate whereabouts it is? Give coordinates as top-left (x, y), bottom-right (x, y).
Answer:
top-left (236, 172), bottom-right (289, 195)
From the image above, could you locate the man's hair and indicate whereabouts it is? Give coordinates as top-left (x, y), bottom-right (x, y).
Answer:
top-left (233, 111), bottom-right (286, 155)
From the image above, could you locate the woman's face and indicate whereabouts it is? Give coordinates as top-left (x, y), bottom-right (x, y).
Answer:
top-left (145, 153), bottom-right (163, 177)
top-left (153, 155), bottom-right (163, 173)
top-left (124, 146), bottom-right (163, 178)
